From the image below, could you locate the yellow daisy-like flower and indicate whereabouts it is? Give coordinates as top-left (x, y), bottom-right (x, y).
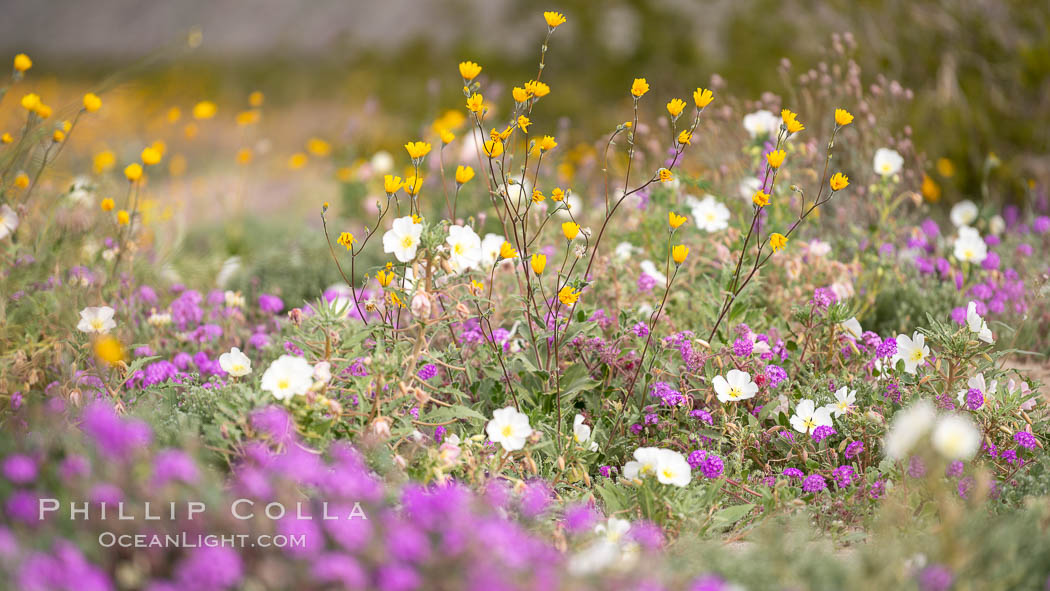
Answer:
top-left (551, 187), bottom-right (565, 201)
top-left (124, 163), bottom-right (143, 182)
top-left (236, 148), bottom-right (253, 165)
top-left (1, 132), bottom-right (13, 144)
top-left (544, 11), bottom-right (567, 28)
top-left (677, 130), bottom-right (692, 146)
top-left (769, 233), bottom-right (788, 253)
top-left (439, 128), bottom-right (455, 144)
top-left (52, 129), bottom-right (65, 143)
top-left (20, 93), bottom-right (40, 111)
top-left (536, 135), bottom-right (557, 153)
top-left (531, 253), bottom-right (546, 275)
top-left (404, 141), bottom-right (432, 161)
top-left (192, 100), bottom-right (217, 120)
top-left (288, 153), bottom-right (308, 169)
top-left (483, 139), bottom-right (504, 158)
top-left (672, 244), bottom-right (689, 265)
top-left (93, 150), bottom-right (116, 173)
top-left (658, 168), bottom-right (673, 182)
top-left (668, 212), bottom-right (687, 229)
top-left (337, 232), bottom-right (356, 251)
top-left (561, 221), bottom-right (580, 240)
top-left (455, 165), bottom-right (474, 185)
top-left (117, 210), bottom-right (130, 226)
top-left (83, 93), bottom-right (102, 113)
top-left (829, 172), bottom-right (849, 192)
top-left (517, 115), bottom-right (531, 133)
top-left (13, 172), bottom-right (29, 189)
top-left (531, 189), bottom-right (545, 203)
top-left (921, 174), bottom-right (941, 203)
top-left (752, 190), bottom-right (770, 207)
top-left (499, 241), bottom-right (518, 259)
top-left (834, 108), bottom-right (854, 127)
top-left (404, 176), bottom-right (423, 196)
top-left (558, 285), bottom-right (580, 306)
top-left (781, 109), bottom-right (804, 134)
top-left (666, 98), bottom-right (686, 119)
top-left (524, 80), bottom-right (550, 98)
top-left (307, 138), bottom-right (331, 157)
top-left (693, 87), bottom-right (714, 108)
top-left (249, 91), bottom-right (265, 107)
top-left (630, 78), bottom-right (650, 98)
top-left (34, 103), bottom-right (52, 119)
top-left (459, 61), bottom-right (482, 81)
top-left (766, 150), bottom-right (786, 169)
top-left (100, 198), bottom-right (115, 212)
top-left (466, 93), bottom-right (484, 113)
top-left (93, 335), bottom-right (125, 367)
top-left (13, 53), bottom-right (32, 72)
top-left (470, 279), bottom-right (485, 295)
top-left (141, 147), bottom-right (162, 166)
top-left (376, 269), bottom-right (395, 287)
top-left (512, 87), bottom-right (530, 103)
top-left (384, 175), bottom-right (403, 194)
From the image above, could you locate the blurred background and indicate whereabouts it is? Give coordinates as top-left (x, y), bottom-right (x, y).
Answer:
top-left (3, 0), bottom-right (1048, 198)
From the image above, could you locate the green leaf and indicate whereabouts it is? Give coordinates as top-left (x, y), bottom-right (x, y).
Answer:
top-left (712, 503), bottom-right (754, 525)
top-left (425, 404), bottom-right (487, 424)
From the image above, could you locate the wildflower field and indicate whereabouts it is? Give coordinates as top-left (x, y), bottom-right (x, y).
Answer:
top-left (2, 4), bottom-right (1050, 590)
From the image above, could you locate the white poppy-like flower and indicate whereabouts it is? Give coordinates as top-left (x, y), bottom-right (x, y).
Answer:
top-left (895, 332), bottom-right (930, 374)
top-left (953, 226), bottom-right (987, 263)
top-left (0, 204), bottom-right (19, 240)
top-left (639, 260), bottom-right (667, 284)
top-left (479, 233), bottom-right (506, 268)
top-left (931, 414), bottom-right (981, 461)
top-left (313, 361), bottom-right (332, 383)
top-left (485, 406), bottom-right (533, 451)
top-left (623, 446), bottom-right (664, 480)
top-left (260, 355), bottom-right (314, 400)
top-left (949, 200), bottom-right (979, 228)
top-left (687, 194), bottom-right (730, 232)
top-left (713, 369), bottom-right (759, 403)
top-left (873, 148), bottom-right (904, 177)
top-left (554, 193), bottom-right (583, 219)
top-left (370, 150), bottom-right (394, 174)
top-left (77, 306), bottom-right (117, 334)
top-left (958, 372), bottom-right (997, 406)
top-left (742, 109), bottom-right (780, 139)
top-left (966, 301), bottom-right (994, 343)
top-left (382, 216), bottom-right (423, 263)
top-left (224, 290), bottom-right (245, 308)
top-left (840, 317), bottom-right (863, 339)
top-left (573, 414), bottom-right (599, 451)
top-left (614, 242), bottom-right (638, 262)
top-left (884, 400), bottom-right (936, 460)
top-left (989, 215), bottom-right (1005, 235)
top-left (738, 177), bottom-right (762, 200)
top-left (445, 225), bottom-right (483, 273)
top-left (825, 387), bottom-right (857, 418)
top-left (653, 449), bottom-right (692, 487)
top-left (568, 518), bottom-right (636, 575)
top-left (218, 347), bottom-right (252, 377)
top-left (790, 399), bottom-right (833, 434)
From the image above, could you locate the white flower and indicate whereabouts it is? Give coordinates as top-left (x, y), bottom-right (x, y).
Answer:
top-left (742, 109), bottom-right (780, 139)
top-left (789, 399), bottom-right (833, 434)
top-left (826, 387), bottom-right (857, 418)
top-left (0, 204), bottom-right (20, 240)
top-left (639, 260), bottom-right (667, 284)
top-left (966, 301), bottom-right (994, 343)
top-left (653, 449), bottom-right (692, 487)
top-left (68, 176), bottom-right (95, 205)
top-left (147, 311), bottom-right (172, 326)
top-left (260, 355), bottom-right (314, 400)
top-left (884, 400), bottom-right (936, 460)
top-left (370, 150), bottom-right (394, 174)
top-left (555, 193), bottom-right (582, 219)
top-left (218, 347), bottom-right (252, 377)
top-left (713, 369), bottom-right (759, 403)
top-left (895, 331), bottom-right (930, 374)
top-left (950, 200), bottom-right (979, 228)
top-left (957, 372), bottom-right (997, 406)
top-left (738, 177), bottom-right (762, 200)
top-left (687, 194), bottom-right (730, 232)
top-left (224, 290), bottom-right (245, 308)
top-left (873, 148), bottom-right (903, 177)
top-left (479, 233), bottom-right (506, 268)
top-left (76, 306), bottom-right (116, 334)
top-left (573, 414), bottom-right (598, 451)
top-left (485, 406), bottom-right (533, 451)
top-left (382, 216), bottom-right (423, 263)
top-left (989, 214), bottom-right (1005, 235)
top-left (614, 242), bottom-right (638, 262)
top-left (569, 518), bottom-right (635, 575)
top-left (623, 446), bottom-right (663, 479)
top-left (931, 414), bottom-right (981, 461)
top-left (840, 316), bottom-right (863, 339)
top-left (953, 226), bottom-right (987, 263)
top-left (445, 225), bottom-right (482, 274)
top-left (596, 517), bottom-right (631, 544)
top-left (215, 256), bottom-right (242, 289)
top-left (807, 240), bottom-right (832, 258)
top-left (313, 361), bottom-right (332, 383)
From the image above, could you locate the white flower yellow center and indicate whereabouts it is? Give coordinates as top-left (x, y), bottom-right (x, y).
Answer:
top-left (661, 467), bottom-right (675, 480)
top-left (728, 387), bottom-right (741, 399)
top-left (501, 425), bottom-right (513, 438)
top-left (232, 364), bottom-right (245, 373)
top-left (454, 243), bottom-right (464, 254)
top-left (401, 236), bottom-right (415, 248)
top-left (963, 249), bottom-right (974, 259)
top-left (910, 349), bottom-right (924, 362)
top-left (803, 417), bottom-right (816, 430)
top-left (277, 378), bottom-right (289, 390)
top-left (90, 319), bottom-right (104, 330)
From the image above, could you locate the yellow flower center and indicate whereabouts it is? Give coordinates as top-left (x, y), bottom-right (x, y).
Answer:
top-left (661, 468), bottom-right (675, 479)
top-left (277, 379), bottom-right (289, 390)
top-left (232, 364), bottom-right (244, 373)
top-left (803, 417), bottom-right (816, 430)
top-left (910, 350), bottom-right (924, 362)
top-left (501, 425), bottom-right (513, 438)
top-left (454, 243), bottom-right (464, 254)
top-left (401, 236), bottom-right (415, 248)
top-left (90, 319), bottom-right (104, 330)
top-left (728, 387), bottom-right (741, 399)
top-left (963, 249), bottom-right (974, 259)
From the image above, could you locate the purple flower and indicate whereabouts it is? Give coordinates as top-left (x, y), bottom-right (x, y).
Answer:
top-left (690, 575), bottom-right (730, 591)
top-left (1015, 431), bottom-right (1037, 450)
top-left (598, 465), bottom-right (613, 478)
top-left (966, 388), bottom-right (984, 411)
top-left (907, 455), bottom-right (926, 479)
top-left (79, 402), bottom-right (152, 460)
top-left (637, 273), bottom-right (658, 293)
top-left (258, 293), bottom-right (284, 314)
top-left (765, 364), bottom-right (788, 388)
top-left (832, 465), bottom-right (855, 487)
top-left (1034, 215), bottom-right (1050, 234)
top-left (945, 460), bottom-right (965, 478)
top-left (172, 545), bottom-right (243, 591)
top-left (650, 382), bottom-right (687, 406)
top-left (2, 454), bottom-right (37, 484)
top-left (918, 564), bottom-right (954, 591)
top-left (844, 441), bottom-right (864, 459)
top-left (802, 474), bottom-right (826, 493)
top-left (732, 338), bottom-right (753, 357)
top-left (417, 364), bottom-right (438, 381)
top-left (690, 409), bottom-right (714, 424)
top-left (152, 449), bottom-right (199, 487)
top-left (563, 503), bottom-right (599, 533)
top-left (811, 287), bottom-right (837, 310)
top-left (811, 425), bottom-right (836, 443)
top-left (631, 322), bottom-right (650, 338)
top-left (782, 467), bottom-right (804, 480)
top-left (876, 337), bottom-right (897, 359)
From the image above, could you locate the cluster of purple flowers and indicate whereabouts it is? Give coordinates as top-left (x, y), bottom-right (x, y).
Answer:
top-left (650, 382), bottom-right (688, 407)
top-left (687, 450), bottom-right (724, 479)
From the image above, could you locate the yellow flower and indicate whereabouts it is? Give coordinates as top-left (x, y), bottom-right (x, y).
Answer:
top-left (100, 198), bottom-right (115, 212)
top-left (288, 153), bottom-right (308, 169)
top-left (499, 241), bottom-right (518, 259)
top-left (388, 292), bottom-right (406, 308)
top-left (184, 123), bottom-right (198, 139)
top-left (630, 78), bottom-right (650, 98)
top-left (404, 176), bottom-right (423, 196)
top-left (512, 87), bottom-right (530, 103)
top-left (167, 107), bottom-right (182, 123)
top-left (551, 187), bottom-right (565, 201)
top-left (141, 147), bottom-right (162, 166)
top-left (93, 150), bottom-right (116, 173)
top-left (236, 148), bottom-right (253, 165)
top-left (524, 80), bottom-right (550, 98)
top-left (93, 335), bottom-right (125, 367)
top-left (14, 173), bottom-right (29, 189)
top-left (544, 11), bottom-right (567, 28)
top-left (561, 221), bottom-right (580, 240)
top-left (666, 98), bottom-right (686, 119)
top-left (531, 253), bottom-right (547, 274)
top-left (558, 285), bottom-right (580, 306)
top-left (658, 168), bottom-right (673, 182)
top-left (384, 175), bottom-right (403, 194)
top-left (668, 212), bottom-right (687, 229)
top-left (766, 150), bottom-right (786, 169)
top-left (151, 140), bottom-right (166, 156)
top-left (117, 210), bottom-right (130, 225)
top-left (531, 189), bottom-right (545, 203)
top-left (483, 139), bottom-right (503, 158)
top-left (83, 93), bottom-right (102, 112)
top-left (693, 87), bottom-right (714, 108)
top-left (34, 103), bottom-right (52, 119)
top-left (411, 214), bottom-right (423, 224)
top-left (781, 109), bottom-right (804, 134)
top-left (455, 165), bottom-right (474, 185)
top-left (124, 163), bottom-right (143, 182)
top-left (466, 93), bottom-right (485, 113)
top-left (769, 233), bottom-right (788, 253)
top-left (336, 167), bottom-right (352, 182)
top-left (52, 129), bottom-right (65, 143)
top-left (376, 269), bottom-right (394, 287)
top-left (834, 108), bottom-right (854, 127)
top-left (404, 141), bottom-right (432, 161)
top-left (499, 125), bottom-right (514, 141)
top-left (829, 172), bottom-right (849, 191)
top-left (921, 174), bottom-right (941, 202)
top-left (192, 100), bottom-right (217, 120)
top-left (439, 128), bottom-right (455, 144)
top-left (307, 138), bottom-right (331, 157)
top-left (937, 158), bottom-right (955, 178)
top-left (337, 232), bottom-right (356, 251)
top-left (249, 91), bottom-right (265, 107)
top-left (752, 190), bottom-right (770, 208)
top-left (517, 115), bottom-right (531, 133)
top-left (13, 53), bottom-right (32, 72)
top-left (1, 132), bottom-right (12, 144)
top-left (20, 93), bottom-right (40, 111)
top-left (459, 61), bottom-right (482, 81)
top-left (672, 244), bottom-right (689, 265)
top-left (536, 135), bottom-right (557, 153)
top-left (677, 130), bottom-right (692, 146)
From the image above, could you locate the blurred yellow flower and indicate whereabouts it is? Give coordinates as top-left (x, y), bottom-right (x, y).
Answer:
top-left (562, 221), bottom-right (580, 240)
top-left (537, 135), bottom-right (557, 152)
top-left (766, 150), bottom-right (786, 169)
top-left (921, 174), bottom-right (941, 202)
top-left (236, 110), bottom-right (259, 126)
top-left (34, 103), bottom-right (52, 119)
top-left (249, 91), bottom-right (264, 107)
top-left (52, 129), bottom-right (65, 143)
top-left (829, 172), bottom-right (849, 191)
top-left (531, 253), bottom-right (546, 275)
top-left (307, 138), bottom-right (331, 157)
top-left (14, 173), bottom-right (29, 189)
top-left (100, 198), bottom-right (115, 212)
top-left (770, 233), bottom-right (788, 253)
top-left (404, 141), bottom-right (432, 160)
top-left (83, 93), bottom-right (102, 113)
top-left (517, 115), bottom-right (531, 133)
top-left (668, 212), bottom-right (687, 229)
top-left (524, 80), bottom-right (550, 98)
top-left (937, 158), bottom-right (955, 178)
top-left (236, 148), bottom-right (253, 165)
top-left (124, 163), bottom-right (143, 182)
top-left (439, 128), bottom-right (455, 144)
top-left (404, 175), bottom-right (423, 196)
top-left (470, 279), bottom-right (484, 295)
top-left (631, 78), bottom-right (650, 98)
top-left (141, 147), bottom-right (162, 166)
top-left (384, 175), bottom-right (402, 194)
top-left (483, 139), bottom-right (503, 158)
top-left (666, 98), bottom-right (686, 119)
top-left (117, 210), bottom-right (130, 225)
top-left (93, 335), bottom-right (125, 367)
top-left (834, 108), bottom-right (854, 127)
top-left (93, 150), bottom-right (116, 174)
top-left (752, 190), bottom-right (770, 207)
top-left (658, 168), bottom-right (673, 182)
top-left (455, 166), bottom-right (474, 185)
top-left (459, 61), bottom-right (482, 80)
top-left (499, 241), bottom-right (518, 259)
top-left (558, 285), bottom-right (580, 306)
top-left (20, 93), bottom-right (40, 111)
top-left (672, 244), bottom-right (689, 265)
top-left (13, 53), bottom-right (32, 72)
top-left (466, 93), bottom-right (485, 113)
top-left (1, 133), bottom-right (12, 144)
top-left (167, 107), bottom-right (182, 123)
top-left (337, 232), bottom-right (356, 251)
top-left (193, 101), bottom-right (217, 120)
top-left (693, 87), bottom-right (714, 108)
top-left (544, 11), bottom-right (567, 28)
top-left (288, 153), bottom-right (308, 169)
